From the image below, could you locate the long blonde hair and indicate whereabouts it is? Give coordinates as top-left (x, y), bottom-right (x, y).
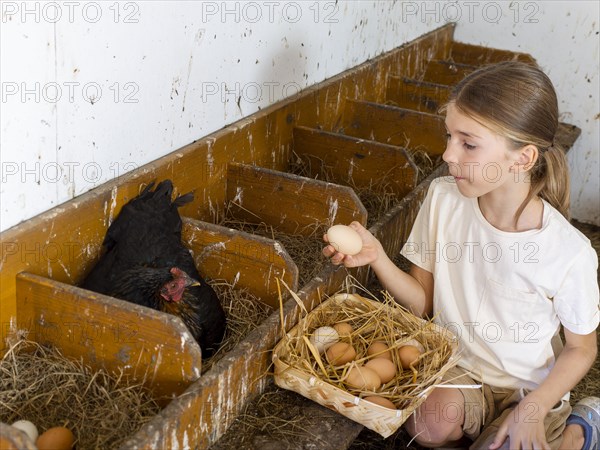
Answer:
top-left (444, 61), bottom-right (570, 222)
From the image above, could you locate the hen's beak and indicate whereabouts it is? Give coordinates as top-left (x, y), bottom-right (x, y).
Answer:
top-left (184, 274), bottom-right (201, 287)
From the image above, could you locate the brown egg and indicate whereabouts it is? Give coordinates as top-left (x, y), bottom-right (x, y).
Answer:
top-left (36, 427), bottom-right (74, 450)
top-left (345, 366), bottom-right (382, 391)
top-left (367, 341), bottom-right (392, 360)
top-left (364, 395), bottom-right (397, 409)
top-left (326, 342), bottom-right (357, 365)
top-left (398, 345), bottom-right (421, 369)
top-left (365, 357), bottom-right (397, 383)
top-left (332, 322), bottom-right (353, 337)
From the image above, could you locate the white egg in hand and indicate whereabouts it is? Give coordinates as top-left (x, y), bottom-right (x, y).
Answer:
top-left (11, 420), bottom-right (39, 442)
top-left (326, 224), bottom-right (363, 256)
top-left (309, 326), bottom-right (339, 353)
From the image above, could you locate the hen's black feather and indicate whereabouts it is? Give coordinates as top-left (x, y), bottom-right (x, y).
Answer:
top-left (81, 180), bottom-right (226, 358)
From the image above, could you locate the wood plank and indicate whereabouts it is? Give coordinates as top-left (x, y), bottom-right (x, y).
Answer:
top-left (340, 99), bottom-right (447, 154)
top-left (182, 218), bottom-right (299, 309)
top-left (450, 41), bottom-right (536, 65)
top-left (385, 76), bottom-right (450, 113)
top-left (210, 380), bottom-right (364, 450)
top-left (293, 126), bottom-right (418, 196)
top-left (226, 162), bottom-right (368, 235)
top-left (120, 263), bottom-right (357, 450)
top-left (421, 60), bottom-right (476, 86)
top-left (1, 25), bottom-right (456, 353)
top-left (15, 272), bottom-right (203, 400)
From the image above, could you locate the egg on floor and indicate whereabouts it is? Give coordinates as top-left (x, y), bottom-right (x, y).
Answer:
top-left (36, 427), bottom-right (75, 450)
top-left (309, 326), bottom-right (339, 353)
top-left (326, 224), bottom-right (363, 255)
top-left (365, 357), bottom-right (397, 383)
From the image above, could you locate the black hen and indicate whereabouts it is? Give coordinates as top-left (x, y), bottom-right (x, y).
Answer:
top-left (81, 180), bottom-right (226, 358)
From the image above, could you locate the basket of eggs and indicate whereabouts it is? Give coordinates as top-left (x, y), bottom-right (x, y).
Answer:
top-left (272, 290), bottom-right (460, 438)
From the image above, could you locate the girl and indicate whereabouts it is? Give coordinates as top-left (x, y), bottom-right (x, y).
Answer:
top-left (323, 62), bottom-right (599, 450)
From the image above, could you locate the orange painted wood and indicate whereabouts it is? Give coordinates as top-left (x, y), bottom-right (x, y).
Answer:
top-left (422, 60), bottom-right (476, 86)
top-left (292, 126), bottom-right (418, 196)
top-left (121, 263), bottom-right (354, 450)
top-left (385, 76), bottom-right (450, 114)
top-left (450, 41), bottom-right (536, 65)
top-left (0, 26), bottom-right (454, 348)
top-left (15, 272), bottom-right (203, 399)
top-left (340, 99), bottom-right (447, 154)
top-left (181, 218), bottom-right (299, 308)
top-left (2, 23), bottom-right (581, 450)
top-left (226, 162), bottom-right (368, 235)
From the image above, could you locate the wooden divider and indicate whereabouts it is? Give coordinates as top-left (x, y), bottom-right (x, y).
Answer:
top-left (450, 41), bottom-right (537, 65)
top-left (340, 99), bottom-right (447, 154)
top-left (383, 81), bottom-right (581, 155)
top-left (385, 76), bottom-right (450, 114)
top-left (15, 272), bottom-right (203, 400)
top-left (182, 218), bottom-right (299, 308)
top-left (226, 162), bottom-right (368, 235)
top-left (120, 263), bottom-right (353, 450)
top-left (292, 126), bottom-right (419, 196)
top-left (5, 24), bottom-right (580, 450)
top-left (422, 60), bottom-right (475, 85)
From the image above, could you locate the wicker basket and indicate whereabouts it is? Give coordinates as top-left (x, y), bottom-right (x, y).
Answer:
top-left (272, 292), bottom-right (459, 438)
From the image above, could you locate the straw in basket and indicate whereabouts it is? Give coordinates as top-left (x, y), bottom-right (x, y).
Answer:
top-left (272, 289), bottom-right (460, 438)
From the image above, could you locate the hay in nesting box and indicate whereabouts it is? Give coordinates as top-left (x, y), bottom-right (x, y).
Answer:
top-left (290, 151), bottom-right (436, 226)
top-left (218, 208), bottom-right (328, 286)
top-left (0, 337), bottom-right (160, 450)
top-left (202, 280), bottom-right (274, 373)
top-left (275, 289), bottom-right (457, 410)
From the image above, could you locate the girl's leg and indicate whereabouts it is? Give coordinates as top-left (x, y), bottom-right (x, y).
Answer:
top-left (557, 424), bottom-right (585, 450)
top-left (404, 386), bottom-right (467, 447)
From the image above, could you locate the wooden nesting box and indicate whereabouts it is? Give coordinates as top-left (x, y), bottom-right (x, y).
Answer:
top-left (0, 23), bottom-right (581, 450)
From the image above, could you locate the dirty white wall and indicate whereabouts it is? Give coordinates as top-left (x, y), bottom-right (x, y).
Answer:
top-left (0, 0), bottom-right (439, 231)
top-left (1, 1), bottom-right (599, 231)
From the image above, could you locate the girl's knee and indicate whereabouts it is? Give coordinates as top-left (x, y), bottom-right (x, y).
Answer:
top-left (404, 412), bottom-right (464, 446)
top-left (404, 391), bottom-right (465, 446)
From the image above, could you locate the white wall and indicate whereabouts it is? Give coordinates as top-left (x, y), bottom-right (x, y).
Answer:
top-left (1, 1), bottom-right (598, 232)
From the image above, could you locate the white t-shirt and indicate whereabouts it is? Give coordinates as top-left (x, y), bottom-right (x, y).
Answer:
top-left (400, 176), bottom-right (599, 391)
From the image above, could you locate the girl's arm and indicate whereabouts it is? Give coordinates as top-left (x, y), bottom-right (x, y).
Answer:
top-left (323, 222), bottom-right (433, 317)
top-left (490, 328), bottom-right (598, 449)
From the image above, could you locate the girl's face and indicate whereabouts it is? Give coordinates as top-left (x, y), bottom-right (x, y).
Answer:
top-left (442, 102), bottom-right (518, 198)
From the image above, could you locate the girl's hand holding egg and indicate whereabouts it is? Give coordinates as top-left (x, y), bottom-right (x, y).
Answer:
top-left (322, 222), bottom-right (380, 268)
